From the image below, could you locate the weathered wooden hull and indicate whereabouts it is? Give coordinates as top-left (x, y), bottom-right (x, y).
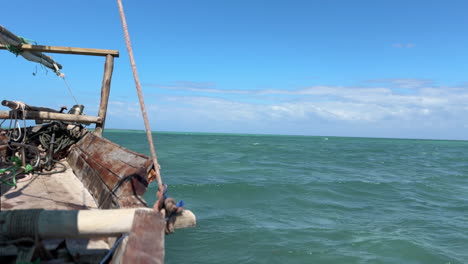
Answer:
top-left (0, 129), bottom-right (166, 263)
top-left (67, 131), bottom-right (152, 209)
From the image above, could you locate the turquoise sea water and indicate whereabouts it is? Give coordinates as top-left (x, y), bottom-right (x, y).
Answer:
top-left (103, 131), bottom-right (468, 264)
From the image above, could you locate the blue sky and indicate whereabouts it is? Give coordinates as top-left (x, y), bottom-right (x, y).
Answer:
top-left (1, 0), bottom-right (468, 139)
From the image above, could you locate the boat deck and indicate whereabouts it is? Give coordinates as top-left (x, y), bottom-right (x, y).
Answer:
top-left (0, 161), bottom-right (109, 263)
top-left (0, 160), bottom-right (98, 211)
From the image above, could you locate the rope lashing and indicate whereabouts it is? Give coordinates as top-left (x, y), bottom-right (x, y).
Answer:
top-left (6, 45), bottom-right (22, 56)
top-left (161, 184), bottom-right (185, 220)
top-left (5, 36), bottom-right (29, 56)
top-left (10, 101), bottom-right (27, 110)
top-left (155, 184), bottom-right (185, 234)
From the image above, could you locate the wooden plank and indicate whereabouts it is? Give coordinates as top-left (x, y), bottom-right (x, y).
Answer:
top-left (0, 44), bottom-right (119, 57)
top-left (120, 210), bottom-right (165, 264)
top-left (95, 54), bottom-right (114, 136)
top-left (0, 110), bottom-right (102, 124)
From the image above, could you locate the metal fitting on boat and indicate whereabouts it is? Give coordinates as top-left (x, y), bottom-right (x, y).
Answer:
top-left (68, 105), bottom-right (84, 115)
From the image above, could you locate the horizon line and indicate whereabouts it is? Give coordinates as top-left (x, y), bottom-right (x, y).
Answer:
top-left (101, 128), bottom-right (468, 142)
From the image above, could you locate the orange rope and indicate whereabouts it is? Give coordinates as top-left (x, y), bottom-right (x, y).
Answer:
top-left (116, 0), bottom-right (163, 194)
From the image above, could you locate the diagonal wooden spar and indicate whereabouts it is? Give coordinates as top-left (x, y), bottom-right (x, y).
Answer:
top-left (116, 0), bottom-right (164, 194)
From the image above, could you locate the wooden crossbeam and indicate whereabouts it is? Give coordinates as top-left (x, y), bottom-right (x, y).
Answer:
top-left (0, 44), bottom-right (119, 57)
top-left (0, 110), bottom-right (102, 124)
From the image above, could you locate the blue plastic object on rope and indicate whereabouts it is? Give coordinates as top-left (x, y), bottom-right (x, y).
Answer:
top-left (162, 184), bottom-right (168, 200)
top-left (176, 200), bottom-right (185, 207)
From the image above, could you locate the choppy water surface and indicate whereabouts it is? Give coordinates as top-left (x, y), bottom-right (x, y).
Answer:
top-left (104, 131), bottom-right (468, 264)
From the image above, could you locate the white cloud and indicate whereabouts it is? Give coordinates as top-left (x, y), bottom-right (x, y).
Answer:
top-left (108, 100), bottom-right (144, 118)
top-left (151, 85), bottom-right (466, 123)
top-left (144, 81), bottom-right (250, 94)
top-left (366, 78), bottom-right (432, 89)
top-left (110, 81), bottom-right (468, 139)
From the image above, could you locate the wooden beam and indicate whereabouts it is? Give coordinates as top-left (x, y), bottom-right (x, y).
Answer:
top-left (0, 44), bottom-right (119, 57)
top-left (121, 210), bottom-right (165, 264)
top-left (0, 110), bottom-right (102, 124)
top-left (94, 54), bottom-right (114, 136)
top-left (2, 100), bottom-right (60, 113)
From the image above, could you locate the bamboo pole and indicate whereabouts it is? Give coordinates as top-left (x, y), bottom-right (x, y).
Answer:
top-left (95, 54), bottom-right (115, 136)
top-left (2, 100), bottom-right (60, 113)
top-left (0, 208), bottom-right (196, 239)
